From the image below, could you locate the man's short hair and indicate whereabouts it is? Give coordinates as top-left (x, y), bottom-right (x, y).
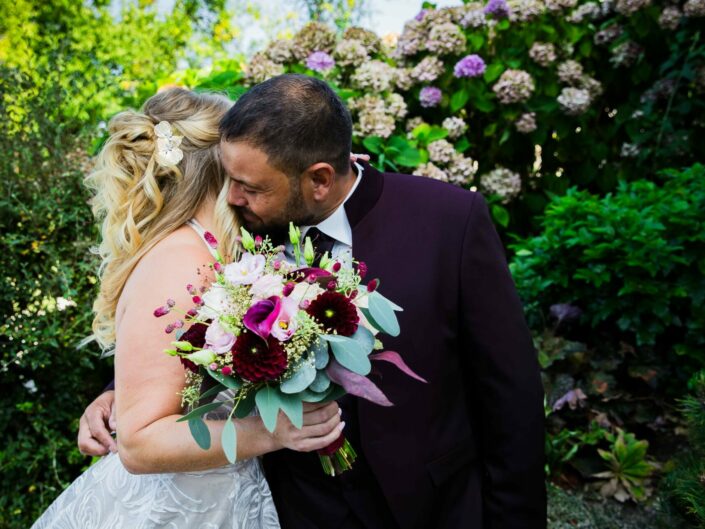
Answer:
top-left (219, 74), bottom-right (353, 177)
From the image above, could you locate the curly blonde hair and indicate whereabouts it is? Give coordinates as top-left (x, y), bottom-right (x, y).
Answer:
top-left (86, 88), bottom-right (238, 350)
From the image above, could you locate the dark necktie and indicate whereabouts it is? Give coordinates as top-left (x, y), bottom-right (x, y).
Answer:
top-left (305, 227), bottom-right (336, 267)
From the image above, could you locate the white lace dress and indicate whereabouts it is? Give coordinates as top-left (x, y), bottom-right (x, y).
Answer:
top-left (32, 220), bottom-right (280, 529)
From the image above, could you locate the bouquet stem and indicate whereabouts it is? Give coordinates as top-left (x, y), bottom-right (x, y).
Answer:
top-left (318, 436), bottom-right (357, 477)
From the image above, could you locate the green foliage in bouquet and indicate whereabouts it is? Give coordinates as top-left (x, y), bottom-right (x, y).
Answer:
top-left (510, 164), bottom-right (705, 361)
top-left (664, 370), bottom-right (705, 526)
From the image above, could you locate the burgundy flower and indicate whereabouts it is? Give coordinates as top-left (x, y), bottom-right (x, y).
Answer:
top-left (306, 291), bottom-right (359, 337)
top-left (181, 322), bottom-right (208, 348)
top-left (177, 322), bottom-right (209, 373)
top-left (231, 330), bottom-right (288, 383)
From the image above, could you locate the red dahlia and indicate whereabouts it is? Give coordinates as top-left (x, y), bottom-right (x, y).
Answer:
top-left (178, 322), bottom-right (209, 373)
top-left (306, 291), bottom-right (359, 337)
top-left (231, 330), bottom-right (288, 383)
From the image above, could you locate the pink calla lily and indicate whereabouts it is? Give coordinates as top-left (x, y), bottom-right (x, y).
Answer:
top-left (243, 296), bottom-right (282, 340)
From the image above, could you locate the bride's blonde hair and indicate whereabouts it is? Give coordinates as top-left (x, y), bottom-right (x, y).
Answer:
top-left (86, 88), bottom-right (238, 350)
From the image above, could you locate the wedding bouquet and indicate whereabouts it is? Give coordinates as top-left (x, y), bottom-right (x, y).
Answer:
top-left (154, 224), bottom-right (425, 476)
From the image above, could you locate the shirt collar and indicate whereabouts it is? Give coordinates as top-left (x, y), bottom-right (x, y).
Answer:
top-left (301, 162), bottom-right (363, 248)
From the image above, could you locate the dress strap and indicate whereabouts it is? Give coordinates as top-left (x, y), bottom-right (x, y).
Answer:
top-left (186, 219), bottom-right (219, 259)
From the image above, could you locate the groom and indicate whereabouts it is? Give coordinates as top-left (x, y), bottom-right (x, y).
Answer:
top-left (80, 74), bottom-right (546, 528)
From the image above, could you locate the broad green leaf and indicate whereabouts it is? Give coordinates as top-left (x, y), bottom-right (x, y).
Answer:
top-left (188, 418), bottom-right (211, 450)
top-left (177, 401), bottom-right (225, 423)
top-left (323, 334), bottom-right (371, 375)
top-left (300, 387), bottom-right (333, 402)
top-left (450, 88), bottom-right (470, 113)
top-left (483, 63), bottom-right (504, 83)
top-left (280, 361), bottom-right (316, 394)
top-left (427, 126), bottom-right (449, 143)
top-left (363, 136), bottom-right (384, 154)
top-left (491, 204), bottom-right (510, 228)
top-left (394, 147), bottom-right (422, 168)
top-left (222, 420), bottom-right (237, 463)
top-left (367, 291), bottom-right (401, 336)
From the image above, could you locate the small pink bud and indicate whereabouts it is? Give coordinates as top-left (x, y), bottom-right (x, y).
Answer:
top-left (349, 289), bottom-right (358, 300)
top-left (186, 308), bottom-right (198, 318)
top-left (221, 366), bottom-right (233, 376)
top-left (367, 279), bottom-right (379, 292)
top-left (327, 280), bottom-right (337, 291)
top-left (192, 296), bottom-right (204, 305)
top-left (332, 262), bottom-right (342, 273)
top-left (165, 323), bottom-right (175, 334)
top-left (186, 283), bottom-right (196, 295)
top-left (200, 285), bottom-right (207, 293)
top-left (203, 231), bottom-right (218, 249)
top-left (154, 305), bottom-right (170, 318)
top-left (255, 235), bottom-right (263, 247)
top-left (213, 262), bottom-right (222, 273)
top-left (209, 363), bottom-right (218, 371)
top-left (282, 282), bottom-right (295, 297)
top-left (166, 298), bottom-right (176, 307)
top-left (307, 273), bottom-right (316, 284)
top-left (173, 319), bottom-right (184, 329)
top-left (300, 299), bottom-right (311, 310)
top-left (273, 260), bottom-right (282, 271)
top-left (357, 262), bottom-right (368, 279)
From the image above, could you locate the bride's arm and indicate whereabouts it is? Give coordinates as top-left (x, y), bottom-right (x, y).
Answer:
top-left (115, 237), bottom-right (343, 475)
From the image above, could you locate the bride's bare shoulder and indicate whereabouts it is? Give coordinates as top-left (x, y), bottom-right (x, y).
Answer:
top-left (122, 225), bottom-right (215, 302)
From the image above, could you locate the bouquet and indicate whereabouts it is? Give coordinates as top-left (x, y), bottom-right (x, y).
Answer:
top-left (155, 223), bottom-right (425, 476)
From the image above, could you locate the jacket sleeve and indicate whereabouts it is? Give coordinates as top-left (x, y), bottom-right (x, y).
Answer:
top-left (459, 192), bottom-right (546, 528)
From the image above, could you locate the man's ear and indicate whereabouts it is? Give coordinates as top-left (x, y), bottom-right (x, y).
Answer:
top-left (302, 162), bottom-right (337, 201)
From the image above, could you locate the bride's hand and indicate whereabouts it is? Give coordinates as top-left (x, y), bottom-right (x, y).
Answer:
top-left (350, 152), bottom-right (370, 163)
top-left (270, 401), bottom-right (344, 452)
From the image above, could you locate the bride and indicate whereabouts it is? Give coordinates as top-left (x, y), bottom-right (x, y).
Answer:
top-left (32, 88), bottom-right (343, 528)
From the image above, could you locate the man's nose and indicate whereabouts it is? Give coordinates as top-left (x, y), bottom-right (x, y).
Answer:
top-left (228, 184), bottom-right (248, 207)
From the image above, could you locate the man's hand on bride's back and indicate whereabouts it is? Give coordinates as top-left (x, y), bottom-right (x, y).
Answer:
top-left (270, 401), bottom-right (344, 453)
top-left (78, 390), bottom-right (118, 456)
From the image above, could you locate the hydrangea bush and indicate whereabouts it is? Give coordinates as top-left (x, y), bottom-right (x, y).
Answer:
top-left (191, 0), bottom-right (705, 233)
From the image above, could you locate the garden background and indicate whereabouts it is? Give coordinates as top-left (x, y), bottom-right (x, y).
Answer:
top-left (1, 0), bottom-right (704, 527)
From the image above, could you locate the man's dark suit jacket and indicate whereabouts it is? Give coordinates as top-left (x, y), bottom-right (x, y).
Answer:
top-left (263, 161), bottom-right (546, 529)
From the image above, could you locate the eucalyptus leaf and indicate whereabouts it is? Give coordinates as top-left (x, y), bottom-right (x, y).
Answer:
top-left (222, 420), bottom-right (237, 463)
top-left (368, 291), bottom-right (401, 337)
top-left (300, 387), bottom-right (333, 402)
top-left (310, 370), bottom-right (331, 393)
top-left (323, 334), bottom-right (371, 375)
top-left (352, 325), bottom-right (375, 354)
top-left (208, 369), bottom-right (241, 390)
top-left (311, 338), bottom-right (330, 369)
top-left (280, 361), bottom-right (316, 394)
top-left (188, 418), bottom-right (211, 450)
top-left (255, 385), bottom-right (281, 433)
top-left (279, 393), bottom-right (304, 429)
top-left (177, 401), bottom-right (225, 423)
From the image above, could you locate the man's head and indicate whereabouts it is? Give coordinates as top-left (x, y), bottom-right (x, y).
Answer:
top-left (219, 74), bottom-right (353, 235)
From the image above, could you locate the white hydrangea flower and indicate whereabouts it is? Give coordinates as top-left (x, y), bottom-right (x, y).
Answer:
top-left (413, 162), bottom-right (449, 182)
top-left (442, 117), bottom-right (468, 139)
top-left (479, 167), bottom-right (522, 203)
top-left (428, 139), bottom-right (457, 165)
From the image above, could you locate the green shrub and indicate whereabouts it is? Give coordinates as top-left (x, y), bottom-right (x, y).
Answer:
top-left (510, 163), bottom-right (705, 361)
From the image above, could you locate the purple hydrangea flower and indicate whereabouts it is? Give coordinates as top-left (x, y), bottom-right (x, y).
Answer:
top-left (484, 0), bottom-right (510, 18)
top-left (415, 9), bottom-right (429, 21)
top-left (306, 51), bottom-right (335, 72)
top-left (419, 86), bottom-right (442, 108)
top-left (454, 54), bottom-right (487, 78)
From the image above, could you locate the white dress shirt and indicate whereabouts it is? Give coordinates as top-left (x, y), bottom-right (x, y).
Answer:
top-left (285, 162), bottom-right (363, 266)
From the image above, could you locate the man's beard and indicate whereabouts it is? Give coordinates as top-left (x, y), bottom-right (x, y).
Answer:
top-left (236, 182), bottom-right (317, 242)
